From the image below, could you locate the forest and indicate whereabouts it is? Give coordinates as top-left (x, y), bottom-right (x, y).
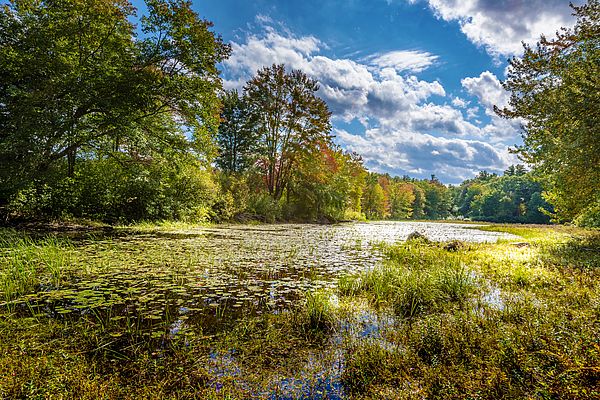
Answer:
top-left (0, 0), bottom-right (596, 227)
top-left (0, 1), bottom-right (599, 399)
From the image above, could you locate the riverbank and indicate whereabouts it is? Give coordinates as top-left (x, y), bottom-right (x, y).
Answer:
top-left (0, 222), bottom-right (598, 398)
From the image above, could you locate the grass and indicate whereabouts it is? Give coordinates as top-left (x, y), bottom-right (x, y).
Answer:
top-left (0, 231), bottom-right (73, 308)
top-left (0, 223), bottom-right (599, 399)
top-left (303, 290), bottom-right (337, 332)
top-left (337, 224), bottom-right (600, 399)
top-left (338, 240), bottom-right (476, 318)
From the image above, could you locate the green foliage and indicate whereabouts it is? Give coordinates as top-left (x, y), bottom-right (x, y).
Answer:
top-left (497, 0), bottom-right (600, 224)
top-left (246, 192), bottom-right (282, 222)
top-left (389, 182), bottom-right (416, 219)
top-left (420, 178), bottom-right (452, 219)
top-left (215, 90), bottom-right (259, 174)
top-left (455, 166), bottom-right (552, 223)
top-left (358, 173), bottom-right (454, 221)
top-left (288, 145), bottom-right (343, 221)
top-left (574, 206), bottom-right (600, 228)
top-left (362, 174), bottom-right (387, 219)
top-left (7, 156), bottom-right (218, 223)
top-left (244, 64), bottom-right (332, 201)
top-left (0, 0), bottom-right (229, 220)
top-left (214, 72), bottom-right (366, 223)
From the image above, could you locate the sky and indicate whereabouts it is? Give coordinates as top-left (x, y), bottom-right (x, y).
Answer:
top-left (139, 0), bottom-right (580, 184)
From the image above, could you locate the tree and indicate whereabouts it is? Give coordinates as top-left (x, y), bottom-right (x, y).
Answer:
top-left (244, 64), bottom-right (332, 201)
top-left (411, 185), bottom-right (426, 219)
top-left (455, 182), bottom-right (486, 217)
top-left (0, 0), bottom-right (230, 201)
top-left (504, 165), bottom-right (527, 176)
top-left (497, 0), bottom-right (600, 224)
top-left (289, 144), bottom-right (360, 220)
top-left (363, 181), bottom-right (386, 219)
top-left (421, 181), bottom-right (451, 219)
top-left (215, 89), bottom-right (258, 173)
top-left (389, 182), bottom-right (416, 219)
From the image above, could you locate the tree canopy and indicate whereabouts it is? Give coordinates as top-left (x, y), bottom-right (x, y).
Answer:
top-left (497, 0), bottom-right (600, 226)
top-left (0, 1), bottom-right (590, 226)
top-left (215, 89), bottom-right (258, 174)
top-left (244, 64), bottom-right (332, 201)
top-left (0, 0), bottom-right (230, 195)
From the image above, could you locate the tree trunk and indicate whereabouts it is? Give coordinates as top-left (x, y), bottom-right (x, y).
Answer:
top-left (67, 147), bottom-right (76, 178)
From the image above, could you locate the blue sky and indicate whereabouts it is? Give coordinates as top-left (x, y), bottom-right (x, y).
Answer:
top-left (138, 0), bottom-right (580, 183)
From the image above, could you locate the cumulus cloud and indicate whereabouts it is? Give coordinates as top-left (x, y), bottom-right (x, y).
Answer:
top-left (461, 71), bottom-right (509, 109)
top-left (461, 71), bottom-right (521, 140)
top-left (224, 22), bottom-right (522, 182)
top-left (336, 127), bottom-right (516, 182)
top-left (406, 0), bottom-right (581, 57)
top-left (223, 27), bottom-right (446, 124)
top-left (224, 26), bottom-right (320, 79)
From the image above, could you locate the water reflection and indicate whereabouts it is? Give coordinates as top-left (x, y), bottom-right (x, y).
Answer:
top-left (4, 221), bottom-right (518, 398)
top-left (11, 222), bottom-right (515, 329)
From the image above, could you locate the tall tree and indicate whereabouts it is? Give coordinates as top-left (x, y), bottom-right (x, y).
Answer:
top-left (496, 0), bottom-right (600, 224)
top-left (389, 182), bottom-right (416, 219)
top-left (244, 64), bottom-right (332, 201)
top-left (0, 0), bottom-right (230, 199)
top-left (215, 89), bottom-right (258, 173)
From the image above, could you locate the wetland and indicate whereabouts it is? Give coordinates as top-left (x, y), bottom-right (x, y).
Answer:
top-left (0, 222), bottom-right (598, 399)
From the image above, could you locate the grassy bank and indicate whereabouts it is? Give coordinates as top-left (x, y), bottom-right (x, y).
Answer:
top-left (0, 223), bottom-right (598, 399)
top-left (337, 225), bottom-right (600, 399)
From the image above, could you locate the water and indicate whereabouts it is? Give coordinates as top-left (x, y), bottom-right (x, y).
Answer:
top-left (5, 221), bottom-right (518, 398)
top-left (13, 222), bottom-right (515, 321)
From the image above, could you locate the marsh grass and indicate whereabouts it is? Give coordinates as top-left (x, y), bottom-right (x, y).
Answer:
top-left (1, 224), bottom-right (599, 399)
top-left (339, 241), bottom-right (476, 318)
top-left (303, 290), bottom-right (337, 332)
top-left (0, 232), bottom-right (73, 308)
top-left (339, 225), bottom-right (600, 398)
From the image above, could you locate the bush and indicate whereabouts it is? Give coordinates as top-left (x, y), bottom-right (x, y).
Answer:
top-left (246, 192), bottom-right (282, 222)
top-left (6, 157), bottom-right (218, 223)
top-left (574, 198), bottom-right (600, 228)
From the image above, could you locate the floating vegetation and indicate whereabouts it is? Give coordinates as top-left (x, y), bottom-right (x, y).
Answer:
top-left (6, 222), bottom-right (574, 399)
top-left (2, 222), bottom-right (512, 331)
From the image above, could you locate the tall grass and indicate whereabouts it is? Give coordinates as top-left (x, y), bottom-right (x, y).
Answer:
top-left (338, 241), bottom-right (476, 318)
top-left (303, 290), bottom-right (337, 332)
top-left (0, 230), bottom-right (73, 306)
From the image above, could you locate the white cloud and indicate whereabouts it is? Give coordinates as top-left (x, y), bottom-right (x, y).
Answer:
top-left (461, 71), bottom-right (521, 141)
top-left (451, 97), bottom-right (467, 108)
top-left (223, 26), bottom-right (319, 80)
top-left (406, 0), bottom-right (581, 57)
top-left (224, 22), bottom-right (523, 182)
top-left (255, 14), bottom-right (274, 24)
top-left (223, 28), bottom-right (445, 124)
top-left (336, 127), bottom-right (516, 182)
top-left (365, 50), bottom-right (439, 73)
top-left (461, 71), bottom-right (509, 110)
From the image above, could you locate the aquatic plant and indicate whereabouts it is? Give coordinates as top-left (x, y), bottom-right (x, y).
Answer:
top-left (303, 290), bottom-right (336, 332)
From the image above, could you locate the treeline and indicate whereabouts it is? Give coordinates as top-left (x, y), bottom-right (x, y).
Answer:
top-left (0, 0), bottom-right (365, 224)
top-left (453, 167), bottom-right (551, 224)
top-left (361, 174), bottom-right (448, 220)
top-left (0, 0), bottom-right (596, 226)
top-left (356, 167), bottom-right (551, 224)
